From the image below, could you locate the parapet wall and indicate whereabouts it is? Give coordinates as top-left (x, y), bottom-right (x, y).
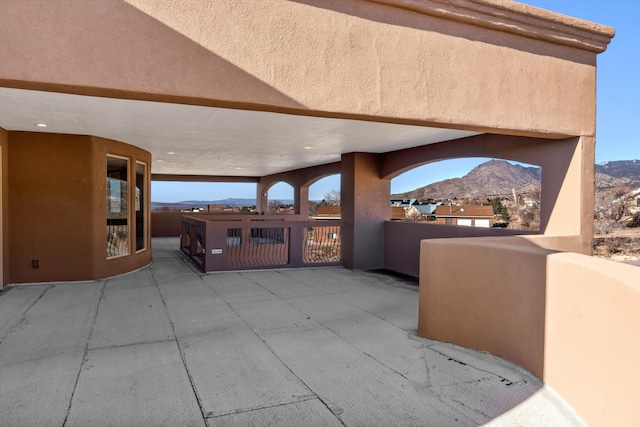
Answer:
top-left (0, 0), bottom-right (613, 137)
top-left (418, 236), bottom-right (640, 427)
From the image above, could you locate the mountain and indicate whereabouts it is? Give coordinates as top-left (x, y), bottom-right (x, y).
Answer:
top-left (596, 160), bottom-right (640, 189)
top-left (151, 198), bottom-right (296, 210)
top-left (178, 198), bottom-right (260, 206)
top-left (392, 159), bottom-right (541, 200)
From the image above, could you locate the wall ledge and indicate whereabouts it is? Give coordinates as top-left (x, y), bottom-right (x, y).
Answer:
top-left (367, 0), bottom-right (614, 53)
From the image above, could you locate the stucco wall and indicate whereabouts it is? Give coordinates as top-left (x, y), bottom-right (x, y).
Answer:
top-left (384, 222), bottom-right (538, 277)
top-left (0, 127), bottom-right (8, 286)
top-left (151, 211), bottom-right (209, 238)
top-left (8, 132), bottom-right (96, 283)
top-left (0, 0), bottom-right (612, 137)
top-left (6, 132), bottom-right (151, 284)
top-left (419, 237), bottom-right (640, 427)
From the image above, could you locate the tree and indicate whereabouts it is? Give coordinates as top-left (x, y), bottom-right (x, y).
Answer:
top-left (521, 208), bottom-right (536, 229)
top-left (405, 208), bottom-right (423, 222)
top-left (322, 190), bottom-right (340, 206)
top-left (489, 197), bottom-right (510, 222)
top-left (268, 199), bottom-right (282, 213)
top-left (308, 200), bottom-right (319, 217)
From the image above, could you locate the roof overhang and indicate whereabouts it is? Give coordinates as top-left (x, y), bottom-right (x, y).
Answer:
top-left (0, 87), bottom-right (480, 178)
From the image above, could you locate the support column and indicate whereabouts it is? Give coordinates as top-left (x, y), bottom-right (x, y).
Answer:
top-left (295, 185), bottom-right (309, 216)
top-left (256, 181), bottom-right (268, 214)
top-left (341, 153), bottom-right (390, 270)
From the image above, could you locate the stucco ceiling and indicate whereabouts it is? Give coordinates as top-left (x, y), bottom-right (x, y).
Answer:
top-left (0, 88), bottom-right (480, 178)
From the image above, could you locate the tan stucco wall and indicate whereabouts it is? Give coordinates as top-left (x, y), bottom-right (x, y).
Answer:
top-left (151, 211), bottom-right (211, 238)
top-left (8, 132), bottom-right (96, 283)
top-left (419, 237), bottom-right (640, 427)
top-left (6, 132), bottom-right (151, 284)
top-left (384, 222), bottom-right (538, 277)
top-left (0, 0), bottom-right (612, 137)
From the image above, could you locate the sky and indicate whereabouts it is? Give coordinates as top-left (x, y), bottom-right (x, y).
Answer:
top-left (152, 0), bottom-right (639, 202)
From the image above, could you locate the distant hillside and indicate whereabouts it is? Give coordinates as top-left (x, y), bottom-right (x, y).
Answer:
top-left (151, 198), bottom-right (295, 211)
top-left (596, 160), bottom-right (640, 189)
top-left (180, 198), bottom-right (261, 206)
top-left (392, 159), bottom-right (541, 200)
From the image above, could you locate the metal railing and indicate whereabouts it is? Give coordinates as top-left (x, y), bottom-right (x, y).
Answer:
top-left (107, 220), bottom-right (129, 258)
top-left (303, 225), bottom-right (341, 263)
top-left (180, 214), bottom-right (342, 272)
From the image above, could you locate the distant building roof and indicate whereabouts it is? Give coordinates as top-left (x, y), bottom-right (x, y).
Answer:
top-left (316, 205), bottom-right (341, 217)
top-left (390, 206), bottom-right (407, 220)
top-left (315, 205), bottom-right (409, 220)
top-left (390, 198), bottom-right (417, 207)
top-left (313, 205), bottom-right (342, 219)
top-left (435, 205), bottom-right (494, 218)
top-left (414, 203), bottom-right (442, 215)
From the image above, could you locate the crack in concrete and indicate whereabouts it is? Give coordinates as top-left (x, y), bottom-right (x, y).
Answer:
top-left (426, 344), bottom-right (528, 387)
top-left (423, 349), bottom-right (433, 389)
top-left (205, 394), bottom-right (318, 418)
top-left (447, 395), bottom-right (492, 422)
top-left (205, 273), bottom-right (347, 427)
top-left (62, 281), bottom-right (105, 427)
top-left (86, 337), bottom-right (177, 352)
top-left (237, 270), bottom-right (487, 426)
top-left (420, 344), bottom-right (537, 424)
top-left (0, 285), bottom-right (51, 345)
top-left (151, 268), bottom-right (209, 425)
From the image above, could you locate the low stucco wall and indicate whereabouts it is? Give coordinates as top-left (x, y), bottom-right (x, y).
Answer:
top-left (152, 211), bottom-right (199, 237)
top-left (418, 237), bottom-right (640, 427)
top-left (384, 222), bottom-right (539, 277)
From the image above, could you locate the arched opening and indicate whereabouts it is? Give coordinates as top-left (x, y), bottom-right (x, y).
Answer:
top-left (265, 181), bottom-right (294, 214)
top-left (308, 174), bottom-right (341, 218)
top-left (390, 157), bottom-right (541, 230)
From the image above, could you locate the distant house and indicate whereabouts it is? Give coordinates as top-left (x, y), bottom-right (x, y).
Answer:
top-left (390, 198), bottom-right (434, 221)
top-left (311, 205), bottom-right (342, 244)
top-left (435, 205), bottom-right (494, 227)
top-left (390, 198), bottom-right (418, 208)
top-left (316, 204), bottom-right (413, 221)
top-left (413, 202), bottom-right (442, 219)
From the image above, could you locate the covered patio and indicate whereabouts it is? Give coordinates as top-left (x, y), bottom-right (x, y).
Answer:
top-left (0, 238), bottom-right (583, 426)
top-left (2, 1), bottom-right (637, 425)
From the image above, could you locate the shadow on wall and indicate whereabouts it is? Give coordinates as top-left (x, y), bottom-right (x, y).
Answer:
top-left (0, 0), bottom-right (304, 109)
top-left (418, 235), bottom-right (640, 427)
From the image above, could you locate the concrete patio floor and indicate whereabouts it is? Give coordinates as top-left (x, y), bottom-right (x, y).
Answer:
top-left (0, 238), bottom-right (584, 426)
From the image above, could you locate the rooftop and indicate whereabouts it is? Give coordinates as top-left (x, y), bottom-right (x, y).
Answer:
top-left (0, 238), bottom-right (584, 426)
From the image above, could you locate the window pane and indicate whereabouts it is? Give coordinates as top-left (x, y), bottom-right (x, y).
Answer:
top-left (107, 156), bottom-right (129, 258)
top-left (136, 162), bottom-right (146, 252)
